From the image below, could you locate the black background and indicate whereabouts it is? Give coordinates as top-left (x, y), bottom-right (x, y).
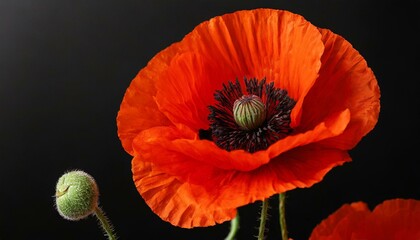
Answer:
top-left (1, 0), bottom-right (419, 239)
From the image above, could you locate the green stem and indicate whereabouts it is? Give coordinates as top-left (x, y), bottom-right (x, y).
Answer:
top-left (258, 199), bottom-right (269, 240)
top-left (279, 193), bottom-right (288, 240)
top-left (94, 206), bottom-right (117, 240)
top-left (224, 213), bottom-right (240, 240)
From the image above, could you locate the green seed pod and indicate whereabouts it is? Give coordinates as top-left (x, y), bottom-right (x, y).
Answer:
top-left (233, 94), bottom-right (266, 130)
top-left (55, 170), bottom-right (99, 221)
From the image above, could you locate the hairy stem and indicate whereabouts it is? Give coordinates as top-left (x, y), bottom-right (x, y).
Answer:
top-left (94, 206), bottom-right (117, 240)
top-left (279, 193), bottom-right (288, 240)
top-left (258, 198), bottom-right (269, 240)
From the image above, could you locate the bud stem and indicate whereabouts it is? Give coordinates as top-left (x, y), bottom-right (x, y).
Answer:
top-left (94, 206), bottom-right (117, 240)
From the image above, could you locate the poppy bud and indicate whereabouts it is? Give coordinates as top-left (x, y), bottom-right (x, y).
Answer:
top-left (55, 170), bottom-right (99, 221)
top-left (233, 94), bottom-right (266, 130)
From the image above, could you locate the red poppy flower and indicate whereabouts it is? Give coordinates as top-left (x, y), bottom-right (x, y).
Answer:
top-left (117, 8), bottom-right (380, 228)
top-left (309, 198), bottom-right (420, 240)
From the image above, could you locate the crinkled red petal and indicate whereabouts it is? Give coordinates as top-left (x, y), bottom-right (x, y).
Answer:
top-left (310, 199), bottom-right (420, 240)
top-left (132, 156), bottom-right (236, 228)
top-left (300, 28), bottom-right (381, 150)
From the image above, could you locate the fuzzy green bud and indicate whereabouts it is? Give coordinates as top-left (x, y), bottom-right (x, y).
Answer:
top-left (55, 170), bottom-right (99, 221)
top-left (233, 94), bottom-right (266, 130)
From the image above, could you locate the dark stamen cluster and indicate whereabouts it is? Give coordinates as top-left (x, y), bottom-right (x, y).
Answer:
top-left (202, 77), bottom-right (296, 153)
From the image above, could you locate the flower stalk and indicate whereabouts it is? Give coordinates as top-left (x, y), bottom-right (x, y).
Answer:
top-left (279, 193), bottom-right (288, 240)
top-left (224, 213), bottom-right (240, 240)
top-left (258, 198), bottom-right (269, 240)
top-left (94, 206), bottom-right (117, 240)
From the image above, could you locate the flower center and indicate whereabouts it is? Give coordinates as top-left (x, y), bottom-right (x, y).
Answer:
top-left (233, 95), bottom-right (266, 131)
top-left (201, 77), bottom-right (296, 153)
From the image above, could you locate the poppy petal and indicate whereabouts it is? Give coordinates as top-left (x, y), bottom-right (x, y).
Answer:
top-left (154, 52), bottom-right (221, 131)
top-left (132, 109), bottom-right (349, 176)
top-left (176, 9), bottom-right (324, 126)
top-left (310, 199), bottom-right (420, 240)
top-left (117, 43), bottom-right (181, 154)
top-left (309, 202), bottom-right (369, 240)
top-left (355, 199), bottom-right (420, 240)
top-left (132, 156), bottom-right (236, 228)
top-left (299, 28), bottom-right (380, 150)
top-left (132, 142), bottom-right (351, 226)
top-left (202, 144), bottom-right (351, 210)
top-left (266, 109), bottom-right (350, 160)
